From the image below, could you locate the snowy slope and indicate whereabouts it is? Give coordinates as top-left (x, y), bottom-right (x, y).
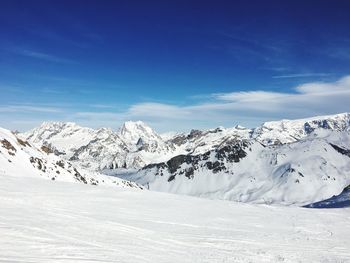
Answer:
top-left (0, 174), bottom-right (349, 263)
top-left (128, 130), bottom-right (350, 205)
top-left (0, 127), bottom-right (141, 189)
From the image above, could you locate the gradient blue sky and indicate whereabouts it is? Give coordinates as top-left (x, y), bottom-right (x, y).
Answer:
top-left (1, 0), bottom-right (350, 132)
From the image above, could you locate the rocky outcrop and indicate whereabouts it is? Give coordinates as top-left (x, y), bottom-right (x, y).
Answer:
top-left (142, 139), bottom-right (250, 181)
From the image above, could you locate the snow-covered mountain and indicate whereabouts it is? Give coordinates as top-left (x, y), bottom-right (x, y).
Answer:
top-left (23, 113), bottom-right (350, 171)
top-left (0, 127), bottom-right (141, 189)
top-left (21, 113), bottom-right (350, 205)
top-left (252, 112), bottom-right (350, 145)
top-left (23, 121), bottom-right (175, 170)
top-left (129, 129), bottom-right (350, 205)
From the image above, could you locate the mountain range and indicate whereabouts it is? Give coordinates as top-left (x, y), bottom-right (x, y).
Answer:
top-left (0, 127), bottom-right (142, 189)
top-left (2, 112), bottom-right (350, 206)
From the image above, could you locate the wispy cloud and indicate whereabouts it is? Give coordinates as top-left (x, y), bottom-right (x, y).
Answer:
top-left (263, 66), bottom-right (290, 72)
top-left (226, 45), bottom-right (272, 62)
top-left (26, 24), bottom-right (102, 49)
top-left (308, 38), bottom-right (350, 62)
top-left (0, 104), bottom-right (66, 131)
top-left (215, 31), bottom-right (290, 65)
top-left (32, 30), bottom-right (91, 49)
top-left (0, 105), bottom-right (63, 113)
top-left (220, 32), bottom-right (282, 53)
top-left (89, 104), bottom-right (118, 109)
top-left (272, 73), bottom-right (332, 79)
top-left (10, 48), bottom-right (77, 64)
top-left (328, 47), bottom-right (350, 60)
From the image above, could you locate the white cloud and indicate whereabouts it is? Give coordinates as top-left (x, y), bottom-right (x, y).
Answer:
top-left (295, 75), bottom-right (350, 94)
top-left (128, 103), bottom-right (191, 119)
top-left (0, 105), bottom-right (62, 113)
top-left (115, 75), bottom-right (350, 131)
top-left (272, 73), bottom-right (331, 79)
top-left (1, 75), bottom-right (350, 132)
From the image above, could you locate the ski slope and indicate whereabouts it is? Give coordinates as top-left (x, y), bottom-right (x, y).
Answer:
top-left (1, 174), bottom-right (349, 263)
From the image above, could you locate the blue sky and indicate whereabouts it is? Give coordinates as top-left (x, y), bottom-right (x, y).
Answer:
top-left (1, 0), bottom-right (350, 132)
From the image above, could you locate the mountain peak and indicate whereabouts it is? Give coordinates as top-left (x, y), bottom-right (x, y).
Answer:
top-left (234, 125), bottom-right (247, 130)
top-left (118, 121), bottom-right (161, 144)
top-left (119, 120), bottom-right (150, 132)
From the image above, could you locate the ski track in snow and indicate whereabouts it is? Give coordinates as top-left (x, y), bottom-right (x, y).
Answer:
top-left (1, 175), bottom-right (349, 263)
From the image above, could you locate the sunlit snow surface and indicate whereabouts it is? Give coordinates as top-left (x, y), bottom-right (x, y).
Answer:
top-left (1, 175), bottom-right (349, 263)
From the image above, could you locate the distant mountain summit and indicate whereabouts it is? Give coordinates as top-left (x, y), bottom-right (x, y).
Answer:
top-left (118, 120), bottom-right (162, 145)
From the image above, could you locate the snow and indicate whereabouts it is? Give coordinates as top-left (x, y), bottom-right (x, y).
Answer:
top-left (0, 174), bottom-right (349, 263)
top-left (172, 126), bottom-right (251, 155)
top-left (128, 131), bottom-right (350, 205)
top-left (159, 131), bottom-right (180, 141)
top-left (118, 120), bottom-right (162, 145)
top-left (22, 120), bottom-right (176, 170)
top-left (0, 127), bottom-right (141, 189)
top-left (23, 121), bottom-right (98, 156)
top-left (252, 112), bottom-right (350, 145)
